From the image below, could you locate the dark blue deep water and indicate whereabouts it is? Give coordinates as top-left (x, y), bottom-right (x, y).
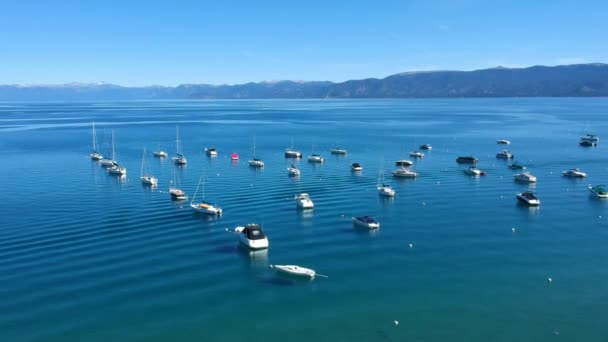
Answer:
top-left (1, 99), bottom-right (608, 341)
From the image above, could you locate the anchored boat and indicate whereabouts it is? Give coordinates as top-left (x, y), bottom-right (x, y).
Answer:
top-left (235, 224), bottom-right (268, 249)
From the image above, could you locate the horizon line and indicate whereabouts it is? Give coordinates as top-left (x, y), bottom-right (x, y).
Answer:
top-left (1, 62), bottom-right (605, 88)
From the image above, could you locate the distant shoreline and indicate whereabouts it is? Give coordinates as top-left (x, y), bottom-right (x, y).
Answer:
top-left (1, 63), bottom-right (608, 100)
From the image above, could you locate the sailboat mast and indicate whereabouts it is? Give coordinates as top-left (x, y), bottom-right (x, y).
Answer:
top-left (92, 122), bottom-right (97, 151)
top-left (175, 126), bottom-right (179, 154)
top-left (141, 148), bottom-right (145, 177)
top-left (253, 136), bottom-right (256, 158)
top-left (111, 130), bottom-right (115, 161)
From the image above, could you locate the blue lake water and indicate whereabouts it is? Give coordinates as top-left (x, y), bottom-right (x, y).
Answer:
top-left (1, 98), bottom-right (608, 341)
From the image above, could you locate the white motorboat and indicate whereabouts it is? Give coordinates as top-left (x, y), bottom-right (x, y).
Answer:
top-left (589, 185), bottom-right (608, 198)
top-left (514, 172), bottom-right (537, 183)
top-left (351, 163), bottom-right (363, 172)
top-left (392, 167), bottom-right (417, 178)
top-left (456, 156), bottom-right (478, 164)
top-left (205, 147), bottom-right (218, 156)
top-left (270, 264), bottom-right (323, 278)
top-left (235, 224), bottom-right (269, 250)
top-left (190, 171), bottom-right (222, 215)
top-left (295, 193), bottom-right (314, 209)
top-left (89, 122), bottom-right (103, 160)
top-left (517, 191), bottom-right (540, 206)
top-left (580, 134), bottom-right (599, 143)
top-left (419, 144), bottom-right (432, 150)
top-left (248, 136), bottom-right (264, 167)
top-left (153, 150), bottom-right (168, 158)
top-left (464, 166), bottom-right (485, 176)
top-left (562, 168), bottom-right (587, 178)
top-left (330, 147), bottom-right (347, 155)
top-left (497, 139), bottom-right (511, 145)
top-left (395, 160), bottom-right (413, 167)
top-left (170, 187), bottom-right (187, 200)
top-left (172, 126), bottom-right (187, 165)
top-left (509, 162), bottom-right (526, 170)
top-left (140, 148), bottom-right (158, 186)
top-left (410, 151), bottom-right (424, 158)
top-left (352, 216), bottom-right (380, 229)
top-left (308, 154), bottom-right (324, 163)
top-left (287, 165), bottom-right (301, 176)
top-left (496, 150), bottom-right (514, 159)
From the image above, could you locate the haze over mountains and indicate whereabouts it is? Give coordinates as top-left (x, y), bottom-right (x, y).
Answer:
top-left (1, 63), bottom-right (607, 101)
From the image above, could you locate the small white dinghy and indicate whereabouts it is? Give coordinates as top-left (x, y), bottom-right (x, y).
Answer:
top-left (270, 265), bottom-right (327, 279)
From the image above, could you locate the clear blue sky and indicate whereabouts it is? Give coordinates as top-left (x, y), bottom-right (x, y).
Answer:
top-left (1, 0), bottom-right (606, 86)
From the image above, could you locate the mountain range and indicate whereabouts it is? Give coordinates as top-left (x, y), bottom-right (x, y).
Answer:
top-left (1, 63), bottom-right (607, 100)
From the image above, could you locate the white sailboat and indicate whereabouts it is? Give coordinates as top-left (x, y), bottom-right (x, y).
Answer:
top-left (169, 166), bottom-right (187, 200)
top-left (89, 121), bottom-right (103, 160)
top-left (285, 138), bottom-right (302, 158)
top-left (307, 142), bottom-right (324, 163)
top-left (107, 130), bottom-right (126, 175)
top-left (99, 129), bottom-right (116, 167)
top-left (140, 148), bottom-right (158, 186)
top-left (190, 170), bottom-right (222, 215)
top-left (248, 136), bottom-right (264, 167)
top-left (377, 162), bottom-right (395, 197)
top-left (172, 125), bottom-right (187, 165)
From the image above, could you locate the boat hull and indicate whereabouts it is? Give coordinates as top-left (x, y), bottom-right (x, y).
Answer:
top-left (249, 160), bottom-right (265, 167)
top-left (141, 176), bottom-right (158, 186)
top-left (108, 167), bottom-right (126, 175)
top-left (517, 195), bottom-right (540, 206)
top-left (456, 157), bottom-right (478, 164)
top-left (90, 153), bottom-right (103, 160)
top-left (239, 236), bottom-right (269, 250)
top-left (392, 171), bottom-right (417, 178)
top-left (190, 203), bottom-right (222, 215)
top-left (589, 188), bottom-right (608, 198)
top-left (378, 187), bottom-right (395, 197)
top-left (271, 265), bottom-right (315, 278)
top-left (352, 217), bottom-right (380, 229)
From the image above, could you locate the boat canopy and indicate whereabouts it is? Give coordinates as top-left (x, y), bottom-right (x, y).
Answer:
top-left (356, 216), bottom-right (377, 224)
top-left (243, 225), bottom-right (266, 240)
top-left (521, 192), bottom-right (537, 199)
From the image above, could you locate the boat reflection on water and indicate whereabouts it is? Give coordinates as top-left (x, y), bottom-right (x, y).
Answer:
top-left (516, 201), bottom-right (540, 215)
top-left (238, 244), bottom-right (268, 268)
top-left (113, 175), bottom-right (127, 184)
top-left (379, 194), bottom-right (395, 204)
top-left (298, 207), bottom-right (314, 220)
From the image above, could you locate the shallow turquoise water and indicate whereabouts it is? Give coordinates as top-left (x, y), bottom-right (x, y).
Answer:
top-left (1, 99), bottom-right (608, 341)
